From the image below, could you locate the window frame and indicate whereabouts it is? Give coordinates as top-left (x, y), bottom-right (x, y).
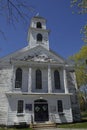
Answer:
top-left (37, 33), bottom-right (43, 42)
top-left (15, 68), bottom-right (22, 89)
top-left (54, 70), bottom-right (61, 89)
top-left (37, 22), bottom-right (42, 28)
top-left (57, 100), bottom-right (63, 113)
top-left (36, 69), bottom-right (42, 89)
top-left (17, 100), bottom-right (24, 114)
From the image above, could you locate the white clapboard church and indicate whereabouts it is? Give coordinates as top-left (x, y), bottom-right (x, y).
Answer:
top-left (0, 16), bottom-right (81, 126)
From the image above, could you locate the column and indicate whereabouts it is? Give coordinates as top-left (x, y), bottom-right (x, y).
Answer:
top-left (28, 67), bottom-right (32, 93)
top-left (48, 65), bottom-right (52, 93)
top-left (63, 68), bottom-right (68, 93)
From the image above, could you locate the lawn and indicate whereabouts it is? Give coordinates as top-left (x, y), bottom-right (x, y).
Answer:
top-left (0, 128), bottom-right (32, 130)
top-left (57, 111), bottom-right (87, 129)
top-left (1, 121), bottom-right (87, 130)
top-left (81, 111), bottom-right (87, 120)
top-left (58, 121), bottom-right (87, 128)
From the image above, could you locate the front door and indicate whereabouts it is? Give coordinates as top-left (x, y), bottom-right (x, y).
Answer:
top-left (34, 99), bottom-right (49, 122)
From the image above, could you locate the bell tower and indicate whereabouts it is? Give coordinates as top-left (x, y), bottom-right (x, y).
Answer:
top-left (27, 16), bottom-right (50, 50)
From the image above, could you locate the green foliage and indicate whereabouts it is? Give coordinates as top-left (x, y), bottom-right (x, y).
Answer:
top-left (71, 0), bottom-right (87, 14)
top-left (71, 0), bottom-right (87, 44)
top-left (78, 91), bottom-right (86, 111)
top-left (70, 45), bottom-right (87, 87)
top-left (81, 110), bottom-right (87, 118)
top-left (82, 24), bottom-right (87, 43)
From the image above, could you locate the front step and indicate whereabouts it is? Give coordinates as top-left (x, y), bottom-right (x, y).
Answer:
top-left (31, 122), bottom-right (56, 129)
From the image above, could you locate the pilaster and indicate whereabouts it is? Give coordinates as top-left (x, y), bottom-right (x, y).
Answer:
top-left (28, 67), bottom-right (32, 93)
top-left (63, 68), bottom-right (68, 93)
top-left (48, 65), bottom-right (52, 93)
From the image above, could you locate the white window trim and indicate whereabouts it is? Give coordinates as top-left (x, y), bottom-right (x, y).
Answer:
top-left (17, 99), bottom-right (25, 116)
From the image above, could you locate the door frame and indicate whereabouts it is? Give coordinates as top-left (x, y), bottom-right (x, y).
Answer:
top-left (34, 99), bottom-right (49, 122)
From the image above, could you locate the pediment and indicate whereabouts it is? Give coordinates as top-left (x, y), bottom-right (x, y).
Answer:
top-left (19, 52), bottom-right (57, 63)
top-left (0, 45), bottom-right (66, 64)
top-left (13, 46), bottom-right (65, 64)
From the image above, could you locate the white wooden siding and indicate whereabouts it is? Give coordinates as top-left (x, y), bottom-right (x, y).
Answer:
top-left (0, 68), bottom-right (13, 125)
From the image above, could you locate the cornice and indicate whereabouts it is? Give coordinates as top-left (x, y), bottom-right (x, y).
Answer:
top-left (29, 27), bottom-right (50, 33)
top-left (6, 92), bottom-right (72, 96)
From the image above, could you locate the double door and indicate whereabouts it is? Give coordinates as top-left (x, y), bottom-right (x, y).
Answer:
top-left (34, 100), bottom-right (49, 122)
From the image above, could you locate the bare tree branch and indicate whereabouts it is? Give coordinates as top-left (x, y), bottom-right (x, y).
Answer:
top-left (0, 0), bottom-right (37, 39)
top-left (0, 29), bottom-right (6, 40)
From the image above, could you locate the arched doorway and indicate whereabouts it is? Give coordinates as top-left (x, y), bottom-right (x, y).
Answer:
top-left (34, 99), bottom-right (49, 122)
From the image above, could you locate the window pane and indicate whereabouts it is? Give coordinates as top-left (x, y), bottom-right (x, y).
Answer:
top-left (36, 69), bottom-right (42, 89)
top-left (37, 22), bottom-right (42, 28)
top-left (58, 100), bottom-right (63, 112)
top-left (37, 34), bottom-right (42, 42)
top-left (54, 70), bottom-right (60, 89)
top-left (17, 100), bottom-right (23, 113)
top-left (15, 68), bottom-right (22, 88)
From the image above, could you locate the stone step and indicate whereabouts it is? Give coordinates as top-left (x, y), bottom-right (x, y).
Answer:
top-left (31, 122), bottom-right (56, 129)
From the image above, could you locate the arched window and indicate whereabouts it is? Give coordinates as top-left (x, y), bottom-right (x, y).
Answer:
top-left (54, 70), bottom-right (60, 89)
top-left (36, 69), bottom-right (42, 89)
top-left (15, 68), bottom-right (22, 88)
top-left (37, 22), bottom-right (42, 28)
top-left (37, 33), bottom-right (42, 42)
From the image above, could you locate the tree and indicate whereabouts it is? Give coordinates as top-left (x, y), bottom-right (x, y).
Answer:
top-left (70, 1), bottom-right (87, 111)
top-left (82, 24), bottom-right (87, 43)
top-left (70, 45), bottom-right (87, 87)
top-left (71, 0), bottom-right (87, 14)
top-left (71, 0), bottom-right (87, 43)
top-left (70, 45), bottom-right (87, 111)
top-left (0, 0), bottom-right (36, 38)
top-left (78, 91), bottom-right (86, 111)
top-left (80, 85), bottom-right (87, 110)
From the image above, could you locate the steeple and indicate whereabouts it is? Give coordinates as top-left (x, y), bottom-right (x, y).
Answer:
top-left (27, 16), bottom-right (50, 50)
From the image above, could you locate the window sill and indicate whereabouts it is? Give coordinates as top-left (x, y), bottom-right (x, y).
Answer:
top-left (58, 112), bottom-right (64, 116)
top-left (17, 113), bottom-right (24, 116)
top-left (13, 88), bottom-right (22, 91)
top-left (15, 88), bottom-right (21, 89)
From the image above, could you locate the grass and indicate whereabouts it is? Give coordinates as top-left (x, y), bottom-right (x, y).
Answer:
top-left (81, 111), bottom-right (87, 119)
top-left (0, 128), bottom-right (32, 130)
top-left (58, 111), bottom-right (87, 128)
top-left (0, 122), bottom-right (87, 129)
top-left (58, 121), bottom-right (87, 128)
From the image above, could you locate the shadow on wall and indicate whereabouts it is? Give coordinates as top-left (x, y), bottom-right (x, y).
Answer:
top-left (50, 113), bottom-right (68, 123)
top-left (59, 113), bottom-right (67, 123)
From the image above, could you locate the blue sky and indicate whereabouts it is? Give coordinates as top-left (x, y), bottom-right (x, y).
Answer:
top-left (0, 0), bottom-right (86, 59)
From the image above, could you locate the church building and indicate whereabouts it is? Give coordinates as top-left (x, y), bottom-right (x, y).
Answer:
top-left (0, 16), bottom-right (81, 126)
